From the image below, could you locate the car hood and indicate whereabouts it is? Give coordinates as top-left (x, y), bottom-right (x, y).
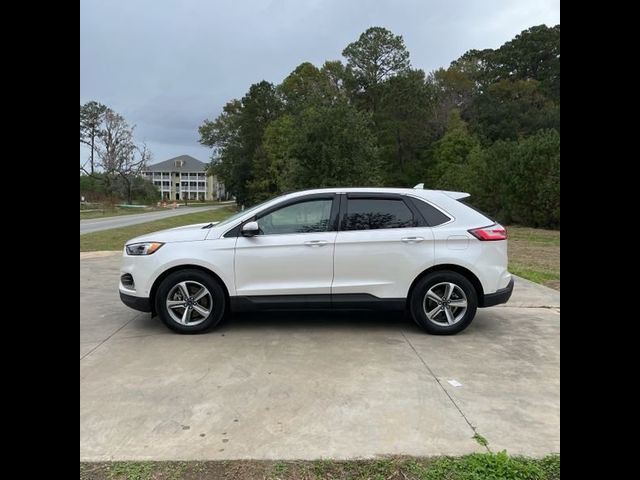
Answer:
top-left (126, 222), bottom-right (217, 244)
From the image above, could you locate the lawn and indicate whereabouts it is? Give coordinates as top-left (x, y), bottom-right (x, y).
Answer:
top-left (79, 206), bottom-right (238, 252)
top-left (80, 202), bottom-right (229, 219)
top-left (80, 453), bottom-right (560, 480)
top-left (507, 226), bottom-right (560, 290)
top-left (80, 207), bottom-right (163, 219)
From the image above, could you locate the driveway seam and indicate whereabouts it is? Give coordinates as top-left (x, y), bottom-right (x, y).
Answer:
top-left (498, 305), bottom-right (560, 309)
top-left (400, 329), bottom-right (491, 453)
top-left (80, 314), bottom-right (142, 361)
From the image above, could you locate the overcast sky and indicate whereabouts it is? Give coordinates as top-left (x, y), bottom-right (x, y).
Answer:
top-left (80, 0), bottom-right (559, 166)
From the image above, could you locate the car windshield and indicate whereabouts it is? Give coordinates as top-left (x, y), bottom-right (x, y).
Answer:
top-left (214, 195), bottom-right (286, 228)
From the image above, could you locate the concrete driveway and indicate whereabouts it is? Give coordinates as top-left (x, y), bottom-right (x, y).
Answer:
top-left (80, 252), bottom-right (559, 461)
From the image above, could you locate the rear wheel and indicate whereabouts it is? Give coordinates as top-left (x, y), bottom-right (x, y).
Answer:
top-left (155, 269), bottom-right (226, 334)
top-left (409, 271), bottom-right (477, 335)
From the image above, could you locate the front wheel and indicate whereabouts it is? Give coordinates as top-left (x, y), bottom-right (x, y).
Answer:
top-left (409, 271), bottom-right (478, 335)
top-left (155, 269), bottom-right (226, 334)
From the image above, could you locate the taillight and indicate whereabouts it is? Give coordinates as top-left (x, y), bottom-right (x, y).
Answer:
top-left (469, 224), bottom-right (507, 241)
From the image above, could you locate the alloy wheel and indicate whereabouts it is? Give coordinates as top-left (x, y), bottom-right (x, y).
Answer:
top-left (166, 280), bottom-right (212, 326)
top-left (423, 282), bottom-right (468, 326)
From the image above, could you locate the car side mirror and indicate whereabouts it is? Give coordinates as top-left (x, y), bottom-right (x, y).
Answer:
top-left (241, 221), bottom-right (260, 237)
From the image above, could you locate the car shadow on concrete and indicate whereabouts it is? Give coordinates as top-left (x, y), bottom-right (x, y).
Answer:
top-left (223, 310), bottom-right (418, 332)
top-left (125, 308), bottom-right (513, 337)
top-left (124, 309), bottom-right (427, 336)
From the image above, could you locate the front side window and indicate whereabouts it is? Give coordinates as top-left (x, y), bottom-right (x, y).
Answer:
top-left (343, 198), bottom-right (414, 230)
top-left (257, 199), bottom-right (333, 235)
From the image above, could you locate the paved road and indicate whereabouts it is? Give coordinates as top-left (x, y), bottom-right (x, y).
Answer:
top-left (80, 205), bottom-right (229, 234)
top-left (80, 253), bottom-right (559, 461)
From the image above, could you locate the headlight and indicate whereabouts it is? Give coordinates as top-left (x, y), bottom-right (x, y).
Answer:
top-left (125, 242), bottom-right (164, 255)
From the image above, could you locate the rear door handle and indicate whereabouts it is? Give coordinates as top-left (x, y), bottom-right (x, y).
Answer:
top-left (401, 236), bottom-right (424, 243)
top-left (304, 240), bottom-right (328, 247)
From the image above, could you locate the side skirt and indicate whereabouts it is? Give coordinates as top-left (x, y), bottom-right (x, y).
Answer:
top-left (230, 294), bottom-right (406, 312)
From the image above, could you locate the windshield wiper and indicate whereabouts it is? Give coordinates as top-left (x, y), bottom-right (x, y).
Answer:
top-left (201, 221), bottom-right (220, 229)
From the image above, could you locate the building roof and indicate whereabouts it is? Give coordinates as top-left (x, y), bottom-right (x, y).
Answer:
top-left (145, 155), bottom-right (208, 173)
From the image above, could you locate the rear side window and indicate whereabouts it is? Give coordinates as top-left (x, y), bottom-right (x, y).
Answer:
top-left (409, 198), bottom-right (451, 226)
top-left (343, 198), bottom-right (415, 230)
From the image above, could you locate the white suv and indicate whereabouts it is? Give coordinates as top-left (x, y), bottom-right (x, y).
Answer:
top-left (119, 187), bottom-right (513, 334)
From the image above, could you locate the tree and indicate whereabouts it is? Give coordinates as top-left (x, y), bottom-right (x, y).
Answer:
top-left (199, 99), bottom-right (243, 199)
top-left (469, 79), bottom-right (559, 142)
top-left (94, 110), bottom-right (151, 204)
top-left (196, 24), bottom-right (560, 229)
top-left (80, 101), bottom-right (109, 174)
top-left (342, 27), bottom-right (411, 111)
top-left (488, 25), bottom-right (560, 101)
top-left (279, 62), bottom-right (333, 112)
top-left (246, 115), bottom-right (296, 202)
top-left (429, 67), bottom-right (476, 137)
top-left (427, 110), bottom-right (480, 191)
top-left (199, 81), bottom-right (283, 206)
top-left (463, 129), bottom-right (560, 228)
top-left (263, 102), bottom-right (381, 191)
top-left (502, 129), bottom-right (560, 228)
top-left (444, 24), bottom-right (560, 141)
top-left (375, 69), bottom-right (437, 186)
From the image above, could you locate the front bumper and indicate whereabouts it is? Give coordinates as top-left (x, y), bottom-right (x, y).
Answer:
top-left (481, 278), bottom-right (514, 307)
top-left (120, 291), bottom-right (152, 312)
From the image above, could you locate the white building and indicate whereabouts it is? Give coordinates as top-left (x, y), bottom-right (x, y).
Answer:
top-left (142, 155), bottom-right (225, 201)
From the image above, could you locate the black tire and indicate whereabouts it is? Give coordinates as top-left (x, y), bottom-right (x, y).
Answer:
top-left (409, 271), bottom-right (478, 335)
top-left (155, 269), bottom-right (226, 334)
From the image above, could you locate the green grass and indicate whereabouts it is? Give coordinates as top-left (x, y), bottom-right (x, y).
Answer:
top-left (506, 227), bottom-right (560, 246)
top-left (80, 202), bottom-right (229, 219)
top-left (509, 267), bottom-right (560, 284)
top-left (270, 460), bottom-right (289, 478)
top-left (80, 454), bottom-right (560, 480)
top-left (80, 206), bottom-right (237, 252)
top-left (473, 432), bottom-right (489, 447)
top-left (506, 226), bottom-right (560, 289)
top-left (80, 207), bottom-right (161, 219)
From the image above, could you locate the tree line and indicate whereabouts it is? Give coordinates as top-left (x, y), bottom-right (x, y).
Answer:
top-left (199, 25), bottom-right (559, 228)
top-left (80, 103), bottom-right (156, 204)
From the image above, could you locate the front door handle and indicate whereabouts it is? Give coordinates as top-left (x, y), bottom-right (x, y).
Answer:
top-left (401, 236), bottom-right (424, 243)
top-left (304, 240), bottom-right (328, 247)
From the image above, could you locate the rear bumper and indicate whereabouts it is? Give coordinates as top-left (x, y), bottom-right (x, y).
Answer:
top-left (481, 278), bottom-right (514, 307)
top-left (120, 291), bottom-right (152, 312)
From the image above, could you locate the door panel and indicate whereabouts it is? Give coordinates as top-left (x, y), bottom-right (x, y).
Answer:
top-left (234, 197), bottom-right (337, 296)
top-left (332, 227), bottom-right (434, 298)
top-left (332, 195), bottom-right (435, 299)
top-left (235, 232), bottom-right (337, 296)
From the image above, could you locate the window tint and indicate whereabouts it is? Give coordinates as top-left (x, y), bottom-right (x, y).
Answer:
top-left (257, 199), bottom-right (333, 235)
top-left (410, 198), bottom-right (451, 226)
top-left (344, 198), bottom-right (414, 230)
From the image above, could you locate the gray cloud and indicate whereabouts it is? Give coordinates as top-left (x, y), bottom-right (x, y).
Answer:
top-left (80, 0), bottom-right (559, 165)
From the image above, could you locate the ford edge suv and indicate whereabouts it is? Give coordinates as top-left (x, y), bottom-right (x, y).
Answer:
top-left (119, 187), bottom-right (514, 334)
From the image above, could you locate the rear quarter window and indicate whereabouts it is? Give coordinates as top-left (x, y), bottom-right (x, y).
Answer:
top-left (409, 197), bottom-right (452, 226)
